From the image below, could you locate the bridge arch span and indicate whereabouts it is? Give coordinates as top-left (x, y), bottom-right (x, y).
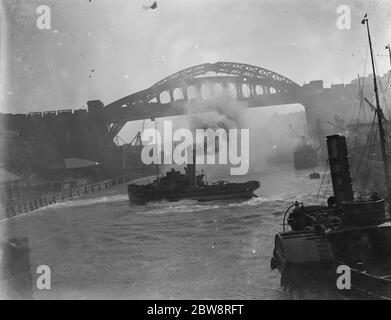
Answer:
top-left (103, 62), bottom-right (303, 138)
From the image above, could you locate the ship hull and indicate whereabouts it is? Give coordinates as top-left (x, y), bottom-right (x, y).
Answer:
top-left (293, 151), bottom-right (318, 170)
top-left (271, 223), bottom-right (391, 299)
top-left (128, 181), bottom-right (260, 203)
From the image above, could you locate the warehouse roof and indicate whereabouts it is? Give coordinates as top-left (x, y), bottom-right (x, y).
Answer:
top-left (0, 167), bottom-right (22, 183)
top-left (49, 158), bottom-right (100, 170)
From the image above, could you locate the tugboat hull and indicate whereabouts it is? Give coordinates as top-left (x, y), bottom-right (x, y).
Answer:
top-left (128, 181), bottom-right (260, 203)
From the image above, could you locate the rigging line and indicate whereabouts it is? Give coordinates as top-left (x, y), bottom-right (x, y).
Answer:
top-left (359, 43), bottom-right (370, 123)
top-left (355, 41), bottom-right (369, 124)
top-left (374, 58), bottom-right (391, 119)
top-left (383, 69), bottom-right (391, 93)
top-left (361, 145), bottom-right (371, 196)
top-left (321, 171), bottom-right (331, 206)
top-left (316, 162), bottom-right (329, 201)
top-left (363, 117), bottom-right (377, 177)
top-left (383, 71), bottom-right (391, 135)
top-left (375, 63), bottom-right (391, 145)
top-left (350, 74), bottom-right (364, 126)
top-left (363, 41), bottom-right (369, 78)
top-left (361, 121), bottom-right (378, 197)
top-left (316, 171), bottom-right (326, 200)
top-left (359, 76), bottom-right (366, 121)
top-left (361, 130), bottom-right (377, 196)
top-left (353, 112), bottom-right (377, 181)
top-left (356, 84), bottom-right (364, 124)
top-left (379, 47), bottom-right (391, 93)
top-left (354, 120), bottom-right (375, 195)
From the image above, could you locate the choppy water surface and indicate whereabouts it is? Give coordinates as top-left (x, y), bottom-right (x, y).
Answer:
top-left (2, 165), bottom-right (330, 299)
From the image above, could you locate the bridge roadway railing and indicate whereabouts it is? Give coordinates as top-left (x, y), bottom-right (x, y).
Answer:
top-left (0, 172), bottom-right (149, 221)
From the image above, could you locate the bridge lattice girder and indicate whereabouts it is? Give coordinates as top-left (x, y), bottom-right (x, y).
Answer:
top-left (103, 62), bottom-right (302, 137)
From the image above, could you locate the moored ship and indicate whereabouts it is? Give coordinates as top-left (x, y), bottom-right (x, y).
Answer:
top-left (293, 142), bottom-right (319, 170)
top-left (271, 134), bottom-right (391, 299)
top-left (271, 17), bottom-right (391, 299)
top-left (290, 125), bottom-right (319, 170)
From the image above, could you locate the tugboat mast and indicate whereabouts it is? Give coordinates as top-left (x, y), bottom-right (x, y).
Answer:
top-left (362, 15), bottom-right (391, 199)
top-left (155, 120), bottom-right (160, 181)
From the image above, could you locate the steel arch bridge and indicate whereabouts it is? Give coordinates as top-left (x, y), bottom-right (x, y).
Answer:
top-left (101, 62), bottom-right (303, 138)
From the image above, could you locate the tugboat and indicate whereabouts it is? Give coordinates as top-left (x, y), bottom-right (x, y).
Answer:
top-left (309, 171), bottom-right (320, 180)
top-left (127, 148), bottom-right (260, 203)
top-left (271, 16), bottom-right (391, 299)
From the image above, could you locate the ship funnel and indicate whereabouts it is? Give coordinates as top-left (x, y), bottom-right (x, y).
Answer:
top-left (186, 146), bottom-right (196, 187)
top-left (326, 134), bottom-right (354, 204)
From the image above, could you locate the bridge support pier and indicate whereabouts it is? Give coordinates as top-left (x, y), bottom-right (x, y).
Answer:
top-left (182, 87), bottom-right (188, 101)
top-left (250, 84), bottom-right (256, 98)
top-left (209, 83), bottom-right (215, 98)
top-left (169, 90), bottom-right (174, 103)
top-left (236, 82), bottom-right (243, 99)
top-left (298, 100), bottom-right (327, 158)
top-left (222, 82), bottom-right (229, 96)
top-left (196, 83), bottom-right (202, 99)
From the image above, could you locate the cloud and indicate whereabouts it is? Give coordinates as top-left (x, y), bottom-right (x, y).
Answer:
top-left (2, 0), bottom-right (391, 113)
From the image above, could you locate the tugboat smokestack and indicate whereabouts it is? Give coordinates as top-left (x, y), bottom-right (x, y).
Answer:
top-left (326, 135), bottom-right (354, 204)
top-left (186, 146), bottom-right (196, 187)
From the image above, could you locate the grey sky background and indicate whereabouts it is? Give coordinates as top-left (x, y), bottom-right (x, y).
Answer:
top-left (1, 0), bottom-right (391, 113)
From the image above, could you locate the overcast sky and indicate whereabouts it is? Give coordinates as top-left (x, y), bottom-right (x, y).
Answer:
top-left (1, 0), bottom-right (391, 113)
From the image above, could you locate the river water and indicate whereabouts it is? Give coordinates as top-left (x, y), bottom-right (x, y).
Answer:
top-left (2, 164), bottom-right (330, 299)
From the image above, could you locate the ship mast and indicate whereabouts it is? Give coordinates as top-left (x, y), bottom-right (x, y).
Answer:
top-left (362, 15), bottom-right (391, 199)
top-left (386, 44), bottom-right (391, 68)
